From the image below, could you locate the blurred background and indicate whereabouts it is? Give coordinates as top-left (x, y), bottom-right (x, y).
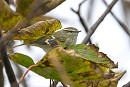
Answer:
top-left (3, 0), bottom-right (130, 87)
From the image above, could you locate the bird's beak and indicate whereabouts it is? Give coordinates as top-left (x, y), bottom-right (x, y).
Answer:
top-left (78, 30), bottom-right (81, 32)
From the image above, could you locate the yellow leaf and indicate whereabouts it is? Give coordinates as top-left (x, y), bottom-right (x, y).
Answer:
top-left (13, 19), bottom-right (61, 43)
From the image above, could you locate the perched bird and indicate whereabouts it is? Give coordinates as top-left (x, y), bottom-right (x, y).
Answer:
top-left (30, 27), bottom-right (80, 52)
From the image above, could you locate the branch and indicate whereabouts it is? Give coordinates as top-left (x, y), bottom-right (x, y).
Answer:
top-left (123, 81), bottom-right (130, 87)
top-left (82, 0), bottom-right (118, 44)
top-left (102, 0), bottom-right (130, 36)
top-left (50, 80), bottom-right (58, 87)
top-left (71, 0), bottom-right (92, 44)
top-left (71, 0), bottom-right (89, 33)
top-left (61, 82), bottom-right (68, 87)
top-left (0, 59), bottom-right (4, 87)
top-left (0, 27), bottom-right (18, 87)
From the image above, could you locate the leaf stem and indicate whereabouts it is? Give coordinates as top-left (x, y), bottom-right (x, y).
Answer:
top-left (7, 44), bottom-right (26, 51)
top-left (71, 0), bottom-right (89, 33)
top-left (19, 64), bottom-right (38, 84)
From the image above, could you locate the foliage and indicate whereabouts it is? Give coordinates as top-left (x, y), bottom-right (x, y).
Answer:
top-left (0, 0), bottom-right (64, 86)
top-left (0, 0), bottom-right (126, 87)
top-left (0, 0), bottom-right (64, 38)
top-left (10, 44), bottom-right (125, 87)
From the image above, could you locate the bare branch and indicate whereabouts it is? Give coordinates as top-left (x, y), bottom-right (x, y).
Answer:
top-left (71, 0), bottom-right (89, 33)
top-left (50, 80), bottom-right (58, 87)
top-left (102, 0), bottom-right (130, 36)
top-left (0, 60), bottom-right (4, 87)
top-left (82, 0), bottom-right (118, 44)
top-left (0, 27), bottom-right (18, 87)
top-left (123, 81), bottom-right (130, 87)
top-left (61, 82), bottom-right (68, 87)
top-left (71, 0), bottom-right (92, 44)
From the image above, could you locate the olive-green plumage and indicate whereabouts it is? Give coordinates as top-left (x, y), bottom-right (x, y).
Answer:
top-left (30, 27), bottom-right (80, 52)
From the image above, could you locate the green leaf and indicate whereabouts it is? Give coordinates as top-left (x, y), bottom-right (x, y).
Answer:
top-left (12, 19), bottom-right (62, 43)
top-left (69, 44), bottom-right (118, 68)
top-left (9, 53), bottom-right (61, 80)
top-left (0, 0), bottom-right (22, 31)
top-left (10, 53), bottom-right (35, 67)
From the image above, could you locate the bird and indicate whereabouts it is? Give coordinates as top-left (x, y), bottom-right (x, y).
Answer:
top-left (30, 27), bottom-right (80, 52)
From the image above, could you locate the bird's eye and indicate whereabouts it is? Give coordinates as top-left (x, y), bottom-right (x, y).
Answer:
top-left (65, 30), bottom-right (74, 33)
top-left (63, 28), bottom-right (80, 33)
top-left (63, 30), bottom-right (74, 33)
top-left (67, 30), bottom-right (73, 33)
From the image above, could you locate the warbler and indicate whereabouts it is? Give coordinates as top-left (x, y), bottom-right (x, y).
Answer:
top-left (30, 27), bottom-right (80, 52)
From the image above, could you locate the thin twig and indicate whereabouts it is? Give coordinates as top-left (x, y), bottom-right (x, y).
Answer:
top-left (7, 44), bottom-right (26, 51)
top-left (51, 80), bottom-right (58, 87)
top-left (50, 79), bottom-right (51, 87)
top-left (0, 27), bottom-right (18, 87)
top-left (61, 82), bottom-right (68, 87)
top-left (52, 80), bottom-right (56, 87)
top-left (71, 0), bottom-right (89, 33)
top-left (71, 0), bottom-right (92, 44)
top-left (102, 0), bottom-right (130, 36)
top-left (82, 0), bottom-right (118, 44)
